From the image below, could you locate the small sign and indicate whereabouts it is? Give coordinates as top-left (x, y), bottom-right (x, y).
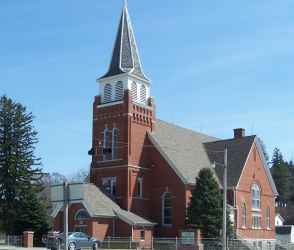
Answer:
top-left (50, 183), bottom-right (84, 204)
top-left (181, 231), bottom-right (195, 245)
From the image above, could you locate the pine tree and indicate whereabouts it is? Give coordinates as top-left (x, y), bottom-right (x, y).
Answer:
top-left (14, 190), bottom-right (50, 245)
top-left (271, 148), bottom-right (289, 203)
top-left (187, 168), bottom-right (223, 238)
top-left (0, 95), bottom-right (49, 236)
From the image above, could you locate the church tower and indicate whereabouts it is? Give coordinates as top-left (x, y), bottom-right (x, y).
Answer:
top-left (90, 3), bottom-right (155, 215)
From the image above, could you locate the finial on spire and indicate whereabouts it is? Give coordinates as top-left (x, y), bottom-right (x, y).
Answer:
top-left (99, 0), bottom-right (149, 81)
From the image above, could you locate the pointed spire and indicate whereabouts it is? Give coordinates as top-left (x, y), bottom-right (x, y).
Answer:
top-left (100, 4), bottom-right (149, 81)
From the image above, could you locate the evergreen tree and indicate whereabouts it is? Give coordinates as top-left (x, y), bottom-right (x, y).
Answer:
top-left (188, 168), bottom-right (224, 238)
top-left (259, 139), bottom-right (270, 163)
top-left (270, 148), bottom-right (289, 203)
top-left (14, 190), bottom-right (50, 245)
top-left (0, 95), bottom-right (49, 236)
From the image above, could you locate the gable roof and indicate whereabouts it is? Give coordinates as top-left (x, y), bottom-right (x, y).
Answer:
top-left (149, 120), bottom-right (278, 195)
top-left (99, 4), bottom-right (148, 81)
top-left (51, 183), bottom-right (154, 227)
top-left (148, 120), bottom-right (218, 184)
top-left (204, 136), bottom-right (256, 188)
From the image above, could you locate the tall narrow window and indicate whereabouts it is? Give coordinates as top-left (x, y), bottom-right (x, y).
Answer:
top-left (115, 81), bottom-right (124, 100)
top-left (112, 128), bottom-right (118, 159)
top-left (266, 207), bottom-right (271, 228)
top-left (131, 82), bottom-right (137, 102)
top-left (139, 84), bottom-right (146, 104)
top-left (104, 84), bottom-right (112, 103)
top-left (162, 192), bottom-right (172, 226)
top-left (103, 128), bottom-right (110, 160)
top-left (241, 203), bottom-right (247, 228)
top-left (252, 184), bottom-right (261, 210)
top-left (102, 177), bottom-right (117, 196)
top-left (135, 177), bottom-right (143, 197)
top-left (252, 215), bottom-right (261, 229)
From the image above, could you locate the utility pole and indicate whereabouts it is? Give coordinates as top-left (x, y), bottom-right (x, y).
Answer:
top-left (64, 182), bottom-right (69, 250)
top-left (222, 147), bottom-right (228, 250)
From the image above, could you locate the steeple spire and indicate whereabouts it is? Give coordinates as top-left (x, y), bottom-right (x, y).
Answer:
top-left (100, 3), bottom-right (149, 81)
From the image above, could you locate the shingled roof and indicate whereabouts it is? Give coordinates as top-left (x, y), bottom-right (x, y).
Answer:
top-left (148, 120), bottom-right (218, 184)
top-left (51, 183), bottom-right (155, 227)
top-left (149, 120), bottom-right (278, 195)
top-left (204, 136), bottom-right (256, 188)
top-left (100, 4), bottom-right (148, 81)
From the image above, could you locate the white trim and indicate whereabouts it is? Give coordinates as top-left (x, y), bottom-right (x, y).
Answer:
top-left (255, 138), bottom-right (278, 195)
top-left (124, 6), bottom-right (150, 82)
top-left (148, 134), bottom-right (187, 184)
top-left (252, 183), bottom-right (261, 210)
top-left (236, 139), bottom-right (254, 189)
top-left (236, 137), bottom-right (278, 196)
top-left (97, 100), bottom-right (124, 108)
top-left (98, 73), bottom-right (128, 83)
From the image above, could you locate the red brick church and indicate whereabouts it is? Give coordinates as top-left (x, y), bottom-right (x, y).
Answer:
top-left (53, 3), bottom-right (278, 247)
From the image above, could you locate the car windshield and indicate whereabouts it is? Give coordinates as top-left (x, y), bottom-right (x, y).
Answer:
top-left (58, 232), bottom-right (75, 238)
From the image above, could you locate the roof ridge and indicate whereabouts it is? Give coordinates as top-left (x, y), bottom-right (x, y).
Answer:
top-left (156, 119), bottom-right (219, 140)
top-left (204, 135), bottom-right (256, 144)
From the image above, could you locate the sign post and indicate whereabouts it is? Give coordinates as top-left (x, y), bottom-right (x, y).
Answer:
top-left (64, 182), bottom-right (69, 250)
top-left (51, 182), bottom-right (84, 250)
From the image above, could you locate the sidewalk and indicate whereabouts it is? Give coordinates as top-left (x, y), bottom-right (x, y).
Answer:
top-left (0, 246), bottom-right (47, 250)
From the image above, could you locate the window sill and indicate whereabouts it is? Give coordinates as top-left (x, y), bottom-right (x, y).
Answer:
top-left (251, 208), bottom-right (261, 212)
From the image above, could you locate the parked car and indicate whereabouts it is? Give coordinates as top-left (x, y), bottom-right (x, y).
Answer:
top-left (45, 231), bottom-right (100, 250)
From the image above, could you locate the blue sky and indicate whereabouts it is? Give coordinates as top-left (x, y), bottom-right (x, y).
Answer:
top-left (1, 0), bottom-right (293, 176)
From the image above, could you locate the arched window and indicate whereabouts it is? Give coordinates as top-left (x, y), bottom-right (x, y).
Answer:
top-left (75, 209), bottom-right (89, 221)
top-left (252, 184), bottom-right (261, 210)
top-left (162, 192), bottom-right (172, 226)
top-left (241, 203), bottom-right (247, 228)
top-left (103, 127), bottom-right (110, 160)
top-left (139, 84), bottom-right (146, 104)
top-left (112, 128), bottom-right (118, 159)
top-left (104, 84), bottom-right (112, 103)
top-left (115, 81), bottom-right (124, 100)
top-left (131, 82), bottom-right (137, 102)
top-left (266, 207), bottom-right (271, 228)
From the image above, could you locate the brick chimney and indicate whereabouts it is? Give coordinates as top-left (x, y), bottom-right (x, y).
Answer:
top-left (234, 128), bottom-right (245, 139)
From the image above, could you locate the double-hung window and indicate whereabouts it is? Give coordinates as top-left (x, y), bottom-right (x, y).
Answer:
top-left (252, 214), bottom-right (261, 229)
top-left (252, 184), bottom-right (261, 210)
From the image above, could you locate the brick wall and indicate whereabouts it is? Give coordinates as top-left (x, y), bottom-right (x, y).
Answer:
top-left (147, 138), bottom-right (187, 237)
top-left (236, 143), bottom-right (275, 239)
